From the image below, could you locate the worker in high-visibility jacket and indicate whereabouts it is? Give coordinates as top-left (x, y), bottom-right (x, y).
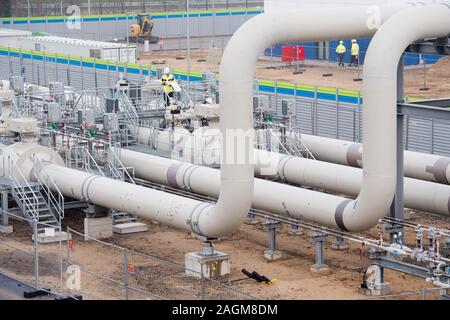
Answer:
top-left (336, 40), bottom-right (346, 67)
top-left (161, 67), bottom-right (175, 107)
top-left (349, 39), bottom-right (360, 67)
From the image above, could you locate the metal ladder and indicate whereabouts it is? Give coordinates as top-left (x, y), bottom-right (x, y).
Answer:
top-left (9, 159), bottom-right (62, 234)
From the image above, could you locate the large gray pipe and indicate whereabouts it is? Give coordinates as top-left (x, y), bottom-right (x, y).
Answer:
top-left (301, 134), bottom-right (450, 185)
top-left (119, 148), bottom-right (450, 218)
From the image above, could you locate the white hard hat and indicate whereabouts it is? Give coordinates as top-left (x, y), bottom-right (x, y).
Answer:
top-left (339, 40), bottom-right (344, 44)
top-left (351, 39), bottom-right (357, 43)
top-left (205, 97), bottom-right (213, 104)
top-left (164, 67), bottom-right (170, 74)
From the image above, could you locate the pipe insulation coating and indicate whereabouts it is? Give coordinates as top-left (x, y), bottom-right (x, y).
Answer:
top-left (301, 134), bottom-right (450, 185)
top-left (34, 162), bottom-right (214, 234)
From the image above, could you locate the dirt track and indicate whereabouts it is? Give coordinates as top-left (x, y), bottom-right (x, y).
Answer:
top-left (140, 49), bottom-right (450, 100)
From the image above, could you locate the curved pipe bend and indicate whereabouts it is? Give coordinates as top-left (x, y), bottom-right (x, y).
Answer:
top-left (203, 4), bottom-right (414, 236)
top-left (339, 4), bottom-right (450, 232)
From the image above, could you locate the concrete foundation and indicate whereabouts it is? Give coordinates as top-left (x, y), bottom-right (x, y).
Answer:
top-left (185, 251), bottom-right (230, 279)
top-left (32, 231), bottom-right (71, 244)
top-left (310, 264), bottom-right (330, 274)
top-left (0, 225), bottom-right (13, 234)
top-left (84, 216), bottom-right (113, 240)
top-left (361, 283), bottom-right (391, 296)
top-left (264, 249), bottom-right (283, 261)
top-left (113, 222), bottom-right (148, 234)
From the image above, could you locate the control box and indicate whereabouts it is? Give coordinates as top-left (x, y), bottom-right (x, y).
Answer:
top-left (46, 102), bottom-right (61, 123)
top-left (103, 113), bottom-right (119, 132)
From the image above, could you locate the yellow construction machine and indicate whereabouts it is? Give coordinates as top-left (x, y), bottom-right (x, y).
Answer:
top-left (129, 14), bottom-right (160, 44)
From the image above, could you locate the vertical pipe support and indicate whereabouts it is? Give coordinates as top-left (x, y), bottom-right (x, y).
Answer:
top-left (1, 189), bottom-right (8, 226)
top-left (263, 220), bottom-right (282, 261)
top-left (310, 231), bottom-right (329, 273)
top-left (389, 56), bottom-right (405, 243)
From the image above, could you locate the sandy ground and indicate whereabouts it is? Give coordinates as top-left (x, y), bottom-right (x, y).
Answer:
top-left (139, 49), bottom-right (450, 100)
top-left (1, 207), bottom-right (449, 300)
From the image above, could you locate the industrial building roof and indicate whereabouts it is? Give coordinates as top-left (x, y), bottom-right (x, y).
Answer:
top-left (0, 28), bottom-right (32, 37)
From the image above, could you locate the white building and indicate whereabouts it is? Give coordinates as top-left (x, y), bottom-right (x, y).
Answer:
top-left (0, 29), bottom-right (136, 63)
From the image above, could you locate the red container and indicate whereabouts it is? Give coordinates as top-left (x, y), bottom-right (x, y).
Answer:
top-left (281, 45), bottom-right (305, 62)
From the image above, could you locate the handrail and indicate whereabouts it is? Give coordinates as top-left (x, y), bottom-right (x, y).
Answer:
top-left (68, 146), bottom-right (105, 176)
top-left (32, 155), bottom-right (65, 221)
top-left (8, 157), bottom-right (40, 221)
top-left (292, 131), bottom-right (316, 160)
top-left (268, 131), bottom-right (293, 156)
top-left (108, 147), bottom-right (136, 184)
top-left (10, 96), bottom-right (23, 118)
top-left (118, 91), bottom-right (139, 126)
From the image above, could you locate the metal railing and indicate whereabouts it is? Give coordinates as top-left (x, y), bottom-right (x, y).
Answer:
top-left (356, 287), bottom-right (449, 300)
top-left (9, 1), bottom-right (264, 17)
top-left (32, 155), bottom-right (65, 221)
top-left (67, 145), bottom-right (105, 176)
top-left (118, 90), bottom-right (139, 129)
top-left (10, 97), bottom-right (23, 118)
top-left (107, 147), bottom-right (136, 184)
top-left (8, 157), bottom-right (41, 221)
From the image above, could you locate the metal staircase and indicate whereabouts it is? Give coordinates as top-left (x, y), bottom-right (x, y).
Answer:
top-left (9, 159), bottom-right (62, 234)
top-left (254, 124), bottom-right (316, 160)
top-left (288, 132), bottom-right (316, 160)
top-left (118, 90), bottom-right (139, 147)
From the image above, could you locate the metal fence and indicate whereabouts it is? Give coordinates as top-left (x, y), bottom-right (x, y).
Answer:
top-left (0, 10), bottom-right (258, 42)
top-left (357, 287), bottom-right (449, 300)
top-left (0, 213), bottom-right (259, 300)
top-left (2, 214), bottom-right (448, 300)
top-left (9, 0), bottom-right (264, 17)
top-left (65, 227), bottom-right (259, 300)
top-left (264, 42), bottom-right (442, 67)
top-left (0, 210), bottom-right (68, 298)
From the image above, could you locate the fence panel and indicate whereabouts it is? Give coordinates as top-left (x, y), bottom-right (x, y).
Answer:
top-left (406, 118), bottom-right (433, 154)
top-left (64, 227), bottom-right (258, 300)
